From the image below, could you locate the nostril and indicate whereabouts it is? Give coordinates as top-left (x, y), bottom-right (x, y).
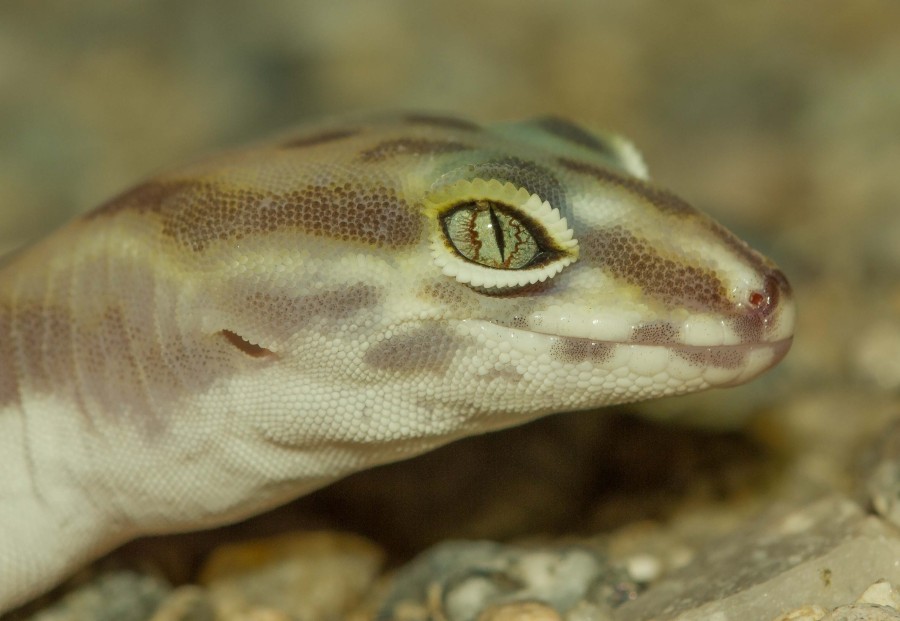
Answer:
top-left (748, 291), bottom-right (766, 307)
top-left (747, 269), bottom-right (790, 317)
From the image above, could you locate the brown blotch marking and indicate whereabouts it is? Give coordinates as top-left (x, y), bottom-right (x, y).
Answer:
top-left (581, 225), bottom-right (729, 312)
top-left (0, 258), bottom-right (267, 436)
top-left (560, 157), bottom-right (788, 280)
top-left (550, 338), bottom-right (614, 364)
top-left (507, 315), bottom-right (529, 330)
top-left (728, 314), bottom-right (764, 345)
top-left (403, 113), bottom-right (481, 132)
top-left (558, 158), bottom-right (698, 217)
top-left (219, 330), bottom-right (275, 358)
top-left (87, 179), bottom-right (422, 251)
top-left (358, 138), bottom-right (472, 162)
top-left (631, 322), bottom-right (678, 345)
top-left (95, 306), bottom-right (167, 434)
top-left (533, 117), bottom-right (618, 159)
top-left (0, 297), bottom-right (168, 434)
top-left (561, 157), bottom-right (794, 338)
top-left (418, 280), bottom-right (471, 310)
top-left (363, 324), bottom-right (458, 375)
top-left (0, 301), bottom-right (75, 411)
top-left (675, 346), bottom-right (745, 370)
top-left (88, 180), bottom-right (176, 218)
top-left (280, 128), bottom-right (360, 149)
top-left (244, 284), bottom-right (380, 331)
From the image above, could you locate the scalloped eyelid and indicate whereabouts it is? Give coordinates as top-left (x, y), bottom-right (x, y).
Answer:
top-left (425, 178), bottom-right (579, 289)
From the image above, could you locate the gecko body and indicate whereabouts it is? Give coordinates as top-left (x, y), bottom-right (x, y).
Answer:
top-left (0, 114), bottom-right (793, 612)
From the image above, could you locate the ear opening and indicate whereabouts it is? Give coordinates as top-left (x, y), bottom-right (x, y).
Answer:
top-left (218, 329), bottom-right (276, 358)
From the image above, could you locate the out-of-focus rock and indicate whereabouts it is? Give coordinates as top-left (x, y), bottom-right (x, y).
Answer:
top-left (612, 496), bottom-right (900, 620)
top-left (376, 540), bottom-right (628, 621)
top-left (198, 531), bottom-right (383, 621)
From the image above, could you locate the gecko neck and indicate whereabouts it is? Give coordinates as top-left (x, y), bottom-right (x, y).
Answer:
top-left (0, 237), bottom-right (151, 611)
top-left (0, 398), bottom-right (123, 613)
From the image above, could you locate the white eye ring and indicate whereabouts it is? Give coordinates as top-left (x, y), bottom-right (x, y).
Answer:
top-left (425, 178), bottom-right (578, 289)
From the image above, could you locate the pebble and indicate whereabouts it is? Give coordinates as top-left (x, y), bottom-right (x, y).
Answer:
top-left (376, 540), bottom-right (628, 620)
top-left (24, 572), bottom-right (170, 621)
top-left (198, 531), bottom-right (383, 621)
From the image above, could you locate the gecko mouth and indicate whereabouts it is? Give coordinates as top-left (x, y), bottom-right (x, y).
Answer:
top-left (541, 330), bottom-right (792, 377)
top-left (473, 319), bottom-right (793, 388)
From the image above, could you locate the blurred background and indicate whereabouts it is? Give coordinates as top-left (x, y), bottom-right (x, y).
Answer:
top-left (1, 0), bottom-right (899, 545)
top-left (3, 0), bottom-right (898, 405)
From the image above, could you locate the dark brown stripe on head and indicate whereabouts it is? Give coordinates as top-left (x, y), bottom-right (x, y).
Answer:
top-left (358, 138), bottom-right (472, 162)
top-left (560, 156), bottom-right (784, 277)
top-left (558, 158), bottom-right (698, 217)
top-left (581, 225), bottom-right (730, 312)
top-left (703, 218), bottom-right (779, 280)
top-left (533, 117), bottom-right (617, 159)
top-left (280, 128), bottom-right (360, 149)
top-left (87, 179), bottom-right (422, 251)
top-left (403, 113), bottom-right (481, 132)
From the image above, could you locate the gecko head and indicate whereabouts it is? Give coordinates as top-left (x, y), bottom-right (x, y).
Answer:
top-left (116, 114), bottom-right (793, 455)
top-left (397, 115), bottom-right (795, 412)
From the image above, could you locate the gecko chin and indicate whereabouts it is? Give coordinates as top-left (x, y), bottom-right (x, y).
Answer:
top-left (666, 336), bottom-right (793, 387)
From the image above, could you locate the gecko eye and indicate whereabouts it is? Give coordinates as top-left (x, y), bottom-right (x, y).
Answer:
top-left (426, 179), bottom-right (578, 289)
top-left (442, 201), bottom-right (543, 269)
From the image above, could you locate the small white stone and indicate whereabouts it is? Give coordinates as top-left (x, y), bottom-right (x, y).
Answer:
top-left (857, 580), bottom-right (900, 608)
top-left (626, 553), bottom-right (662, 583)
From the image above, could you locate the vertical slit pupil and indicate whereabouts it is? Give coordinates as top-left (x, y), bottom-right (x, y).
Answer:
top-left (488, 206), bottom-right (505, 259)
